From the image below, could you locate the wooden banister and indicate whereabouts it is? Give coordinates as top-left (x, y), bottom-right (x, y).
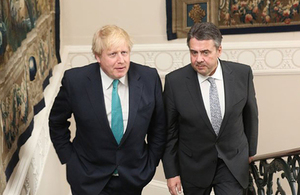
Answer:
top-left (252, 147), bottom-right (300, 161)
top-left (247, 147), bottom-right (300, 195)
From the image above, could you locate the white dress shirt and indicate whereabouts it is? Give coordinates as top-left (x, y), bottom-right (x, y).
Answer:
top-left (197, 60), bottom-right (225, 122)
top-left (100, 68), bottom-right (129, 133)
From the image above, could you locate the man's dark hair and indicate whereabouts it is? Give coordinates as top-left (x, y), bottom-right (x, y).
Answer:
top-left (187, 22), bottom-right (223, 48)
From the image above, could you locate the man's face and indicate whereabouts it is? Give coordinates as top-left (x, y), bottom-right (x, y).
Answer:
top-left (189, 38), bottom-right (222, 76)
top-left (96, 42), bottom-right (130, 79)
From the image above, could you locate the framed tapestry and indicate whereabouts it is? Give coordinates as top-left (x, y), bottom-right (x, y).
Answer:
top-left (168, 0), bottom-right (219, 39)
top-left (0, 0), bottom-right (60, 193)
top-left (166, 0), bottom-right (300, 40)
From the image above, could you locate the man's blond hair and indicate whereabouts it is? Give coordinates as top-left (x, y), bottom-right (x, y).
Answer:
top-left (92, 25), bottom-right (133, 57)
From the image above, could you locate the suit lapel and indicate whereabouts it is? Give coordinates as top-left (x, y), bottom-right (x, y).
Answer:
top-left (218, 60), bottom-right (235, 135)
top-left (119, 64), bottom-right (143, 145)
top-left (85, 63), bottom-right (111, 131)
top-left (185, 65), bottom-right (214, 134)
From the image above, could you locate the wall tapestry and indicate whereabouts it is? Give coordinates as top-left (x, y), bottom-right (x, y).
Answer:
top-left (0, 0), bottom-right (60, 193)
top-left (166, 0), bottom-right (300, 40)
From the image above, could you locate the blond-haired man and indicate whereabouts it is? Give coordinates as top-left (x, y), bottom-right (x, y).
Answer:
top-left (49, 25), bottom-right (166, 195)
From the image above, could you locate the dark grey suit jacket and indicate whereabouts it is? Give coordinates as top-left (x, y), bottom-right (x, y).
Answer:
top-left (162, 60), bottom-right (258, 188)
top-left (49, 62), bottom-right (166, 194)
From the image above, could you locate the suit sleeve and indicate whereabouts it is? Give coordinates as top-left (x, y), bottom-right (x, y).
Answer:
top-left (243, 67), bottom-right (259, 157)
top-left (49, 72), bottom-right (73, 164)
top-left (147, 69), bottom-right (167, 167)
top-left (162, 75), bottom-right (180, 179)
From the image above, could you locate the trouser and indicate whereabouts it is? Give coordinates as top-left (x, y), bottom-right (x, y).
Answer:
top-left (182, 158), bottom-right (244, 195)
top-left (99, 176), bottom-right (142, 195)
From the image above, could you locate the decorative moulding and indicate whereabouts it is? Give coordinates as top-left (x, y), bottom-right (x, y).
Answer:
top-left (64, 41), bottom-right (300, 77)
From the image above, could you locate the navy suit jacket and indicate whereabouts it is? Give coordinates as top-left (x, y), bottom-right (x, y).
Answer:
top-left (49, 62), bottom-right (166, 194)
top-left (162, 60), bottom-right (258, 189)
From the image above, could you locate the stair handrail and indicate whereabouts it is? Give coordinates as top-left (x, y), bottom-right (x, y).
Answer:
top-left (247, 147), bottom-right (300, 195)
top-left (252, 147), bottom-right (300, 161)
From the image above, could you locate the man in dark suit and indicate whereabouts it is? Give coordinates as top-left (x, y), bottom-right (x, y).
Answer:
top-left (162, 22), bottom-right (258, 195)
top-left (49, 25), bottom-right (166, 195)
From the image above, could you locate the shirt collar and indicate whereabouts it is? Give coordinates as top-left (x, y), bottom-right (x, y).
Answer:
top-left (198, 59), bottom-right (222, 83)
top-left (100, 67), bottom-right (128, 90)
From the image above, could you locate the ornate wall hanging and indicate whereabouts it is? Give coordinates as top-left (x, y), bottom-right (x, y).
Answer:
top-left (0, 0), bottom-right (60, 193)
top-left (166, 0), bottom-right (300, 40)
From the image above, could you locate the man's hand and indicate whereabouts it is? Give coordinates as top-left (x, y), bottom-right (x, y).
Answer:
top-left (167, 176), bottom-right (182, 195)
top-left (249, 156), bottom-right (255, 163)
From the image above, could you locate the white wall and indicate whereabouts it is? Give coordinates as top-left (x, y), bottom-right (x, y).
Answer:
top-left (4, 1), bottom-right (300, 194)
top-left (60, 0), bottom-right (170, 46)
top-left (59, 0), bottom-right (300, 45)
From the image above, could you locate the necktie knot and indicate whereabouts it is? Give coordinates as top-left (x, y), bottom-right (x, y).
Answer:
top-left (112, 79), bottom-right (119, 89)
top-left (207, 77), bottom-right (215, 85)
